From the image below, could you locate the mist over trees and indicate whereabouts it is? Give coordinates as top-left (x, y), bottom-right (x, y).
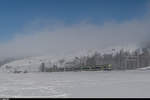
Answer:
top-left (39, 47), bottom-right (150, 72)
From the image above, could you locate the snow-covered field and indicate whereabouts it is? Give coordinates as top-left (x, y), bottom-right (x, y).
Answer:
top-left (0, 70), bottom-right (150, 98)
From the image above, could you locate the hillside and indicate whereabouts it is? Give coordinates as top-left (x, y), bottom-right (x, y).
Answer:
top-left (0, 46), bottom-right (139, 73)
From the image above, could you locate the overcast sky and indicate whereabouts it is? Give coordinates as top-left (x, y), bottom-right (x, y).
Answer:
top-left (0, 0), bottom-right (150, 59)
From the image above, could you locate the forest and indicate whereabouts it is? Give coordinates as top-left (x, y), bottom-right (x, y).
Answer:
top-left (39, 48), bottom-right (150, 72)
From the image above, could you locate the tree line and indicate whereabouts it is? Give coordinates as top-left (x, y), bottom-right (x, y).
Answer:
top-left (39, 48), bottom-right (150, 72)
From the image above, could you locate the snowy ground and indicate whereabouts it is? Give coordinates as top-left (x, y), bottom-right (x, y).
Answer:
top-left (0, 70), bottom-right (150, 98)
